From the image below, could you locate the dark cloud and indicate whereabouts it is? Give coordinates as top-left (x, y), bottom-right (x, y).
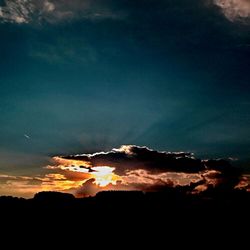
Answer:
top-left (62, 145), bottom-right (205, 175)
top-left (61, 145), bottom-right (240, 176)
top-left (53, 145), bottom-right (245, 196)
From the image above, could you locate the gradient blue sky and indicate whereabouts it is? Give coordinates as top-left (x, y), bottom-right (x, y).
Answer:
top-left (0, 0), bottom-right (250, 177)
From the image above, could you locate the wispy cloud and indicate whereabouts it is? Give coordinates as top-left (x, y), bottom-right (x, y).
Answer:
top-left (0, 0), bottom-right (125, 24)
top-left (30, 37), bottom-right (97, 64)
top-left (1, 0), bottom-right (249, 25)
top-left (0, 0), bottom-right (34, 24)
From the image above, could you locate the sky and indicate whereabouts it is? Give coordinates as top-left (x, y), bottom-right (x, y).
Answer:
top-left (0, 0), bottom-right (250, 197)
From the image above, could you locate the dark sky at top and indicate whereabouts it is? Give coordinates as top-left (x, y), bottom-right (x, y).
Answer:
top-left (0, 0), bottom-right (250, 176)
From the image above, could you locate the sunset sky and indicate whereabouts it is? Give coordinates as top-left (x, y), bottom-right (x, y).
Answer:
top-left (0, 0), bottom-right (250, 197)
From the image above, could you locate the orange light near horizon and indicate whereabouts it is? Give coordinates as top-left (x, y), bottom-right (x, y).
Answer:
top-left (51, 157), bottom-right (121, 188)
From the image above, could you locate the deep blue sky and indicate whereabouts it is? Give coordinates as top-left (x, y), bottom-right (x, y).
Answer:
top-left (0, 0), bottom-right (250, 176)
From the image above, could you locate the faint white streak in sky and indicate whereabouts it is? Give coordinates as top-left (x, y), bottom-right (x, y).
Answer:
top-left (24, 134), bottom-right (31, 140)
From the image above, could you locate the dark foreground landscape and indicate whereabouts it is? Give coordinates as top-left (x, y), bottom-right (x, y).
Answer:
top-left (1, 189), bottom-right (249, 221)
top-left (1, 189), bottom-right (249, 245)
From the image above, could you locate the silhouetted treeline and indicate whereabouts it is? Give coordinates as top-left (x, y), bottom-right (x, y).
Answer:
top-left (1, 189), bottom-right (250, 217)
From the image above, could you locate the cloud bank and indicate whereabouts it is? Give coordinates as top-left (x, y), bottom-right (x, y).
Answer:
top-left (59, 145), bottom-right (204, 174)
top-left (49, 145), bottom-right (246, 197)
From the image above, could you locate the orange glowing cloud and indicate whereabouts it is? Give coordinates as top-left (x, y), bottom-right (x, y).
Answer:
top-left (45, 146), bottom-right (245, 197)
top-left (0, 145), bottom-right (246, 198)
top-left (48, 156), bottom-right (92, 172)
top-left (48, 157), bottom-right (121, 188)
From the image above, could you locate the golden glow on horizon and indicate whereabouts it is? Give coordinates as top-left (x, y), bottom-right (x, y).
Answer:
top-left (51, 157), bottom-right (121, 187)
